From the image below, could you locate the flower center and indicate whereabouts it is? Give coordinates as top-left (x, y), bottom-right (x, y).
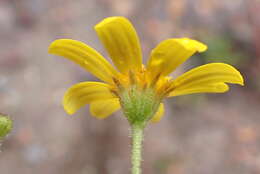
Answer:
top-left (110, 67), bottom-right (172, 127)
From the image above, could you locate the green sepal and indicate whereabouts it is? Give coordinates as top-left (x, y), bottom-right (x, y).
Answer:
top-left (120, 86), bottom-right (161, 128)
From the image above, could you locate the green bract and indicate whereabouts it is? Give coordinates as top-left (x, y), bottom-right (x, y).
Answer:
top-left (120, 86), bottom-right (160, 128)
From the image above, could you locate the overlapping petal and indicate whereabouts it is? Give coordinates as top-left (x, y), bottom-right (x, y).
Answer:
top-left (90, 98), bottom-right (121, 119)
top-left (95, 17), bottom-right (142, 73)
top-left (147, 38), bottom-right (207, 79)
top-left (150, 103), bottom-right (164, 123)
top-left (48, 39), bottom-right (118, 83)
top-left (63, 82), bottom-right (116, 115)
top-left (168, 63), bottom-right (244, 97)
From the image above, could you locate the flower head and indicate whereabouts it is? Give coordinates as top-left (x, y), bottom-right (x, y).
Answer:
top-left (48, 17), bottom-right (243, 127)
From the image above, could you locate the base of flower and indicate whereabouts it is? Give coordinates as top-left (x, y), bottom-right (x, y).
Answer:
top-left (120, 86), bottom-right (161, 127)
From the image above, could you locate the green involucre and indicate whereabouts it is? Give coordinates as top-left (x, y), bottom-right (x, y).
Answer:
top-left (120, 86), bottom-right (161, 128)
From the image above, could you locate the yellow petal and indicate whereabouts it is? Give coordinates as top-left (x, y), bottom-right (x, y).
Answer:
top-left (147, 38), bottom-right (207, 79)
top-left (63, 82), bottom-right (116, 115)
top-left (170, 83), bottom-right (229, 97)
top-left (95, 17), bottom-right (142, 73)
top-left (90, 98), bottom-right (121, 119)
top-left (168, 63), bottom-right (244, 97)
top-left (150, 103), bottom-right (164, 123)
top-left (48, 39), bottom-right (118, 83)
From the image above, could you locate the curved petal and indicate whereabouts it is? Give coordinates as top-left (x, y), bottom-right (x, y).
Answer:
top-left (90, 98), bottom-right (121, 119)
top-left (170, 83), bottom-right (229, 97)
top-left (150, 103), bottom-right (164, 123)
top-left (48, 39), bottom-right (118, 83)
top-left (168, 63), bottom-right (244, 97)
top-left (63, 82), bottom-right (116, 115)
top-left (95, 17), bottom-right (142, 73)
top-left (147, 38), bottom-right (207, 79)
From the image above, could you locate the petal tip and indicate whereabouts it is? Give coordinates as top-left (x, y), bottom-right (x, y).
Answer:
top-left (150, 103), bottom-right (164, 123)
top-left (229, 64), bottom-right (244, 86)
top-left (64, 108), bottom-right (75, 115)
top-left (197, 43), bottom-right (208, 52)
top-left (48, 41), bottom-right (57, 53)
top-left (89, 110), bottom-right (107, 120)
top-left (91, 115), bottom-right (107, 120)
top-left (239, 76), bottom-right (245, 86)
top-left (95, 16), bottom-right (126, 29)
top-left (188, 39), bottom-right (207, 52)
top-left (150, 118), bottom-right (160, 123)
top-left (48, 39), bottom-right (66, 54)
top-left (63, 98), bottom-right (76, 115)
top-left (237, 71), bottom-right (245, 86)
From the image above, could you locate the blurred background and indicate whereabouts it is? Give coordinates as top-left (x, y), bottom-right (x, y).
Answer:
top-left (0, 0), bottom-right (259, 173)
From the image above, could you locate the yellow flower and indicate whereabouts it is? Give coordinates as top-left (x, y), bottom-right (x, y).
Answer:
top-left (48, 17), bottom-right (244, 124)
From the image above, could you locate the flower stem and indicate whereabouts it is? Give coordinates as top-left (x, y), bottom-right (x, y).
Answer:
top-left (131, 124), bottom-right (144, 174)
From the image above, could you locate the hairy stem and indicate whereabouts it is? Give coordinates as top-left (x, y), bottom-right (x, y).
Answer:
top-left (131, 124), bottom-right (144, 174)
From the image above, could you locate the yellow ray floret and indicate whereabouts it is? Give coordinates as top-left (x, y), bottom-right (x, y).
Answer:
top-left (150, 103), bottom-right (164, 123)
top-left (95, 17), bottom-right (142, 74)
top-left (48, 39), bottom-right (118, 84)
top-left (90, 98), bottom-right (121, 119)
top-left (63, 82), bottom-right (117, 115)
top-left (168, 63), bottom-right (244, 97)
top-left (147, 38), bottom-right (207, 79)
